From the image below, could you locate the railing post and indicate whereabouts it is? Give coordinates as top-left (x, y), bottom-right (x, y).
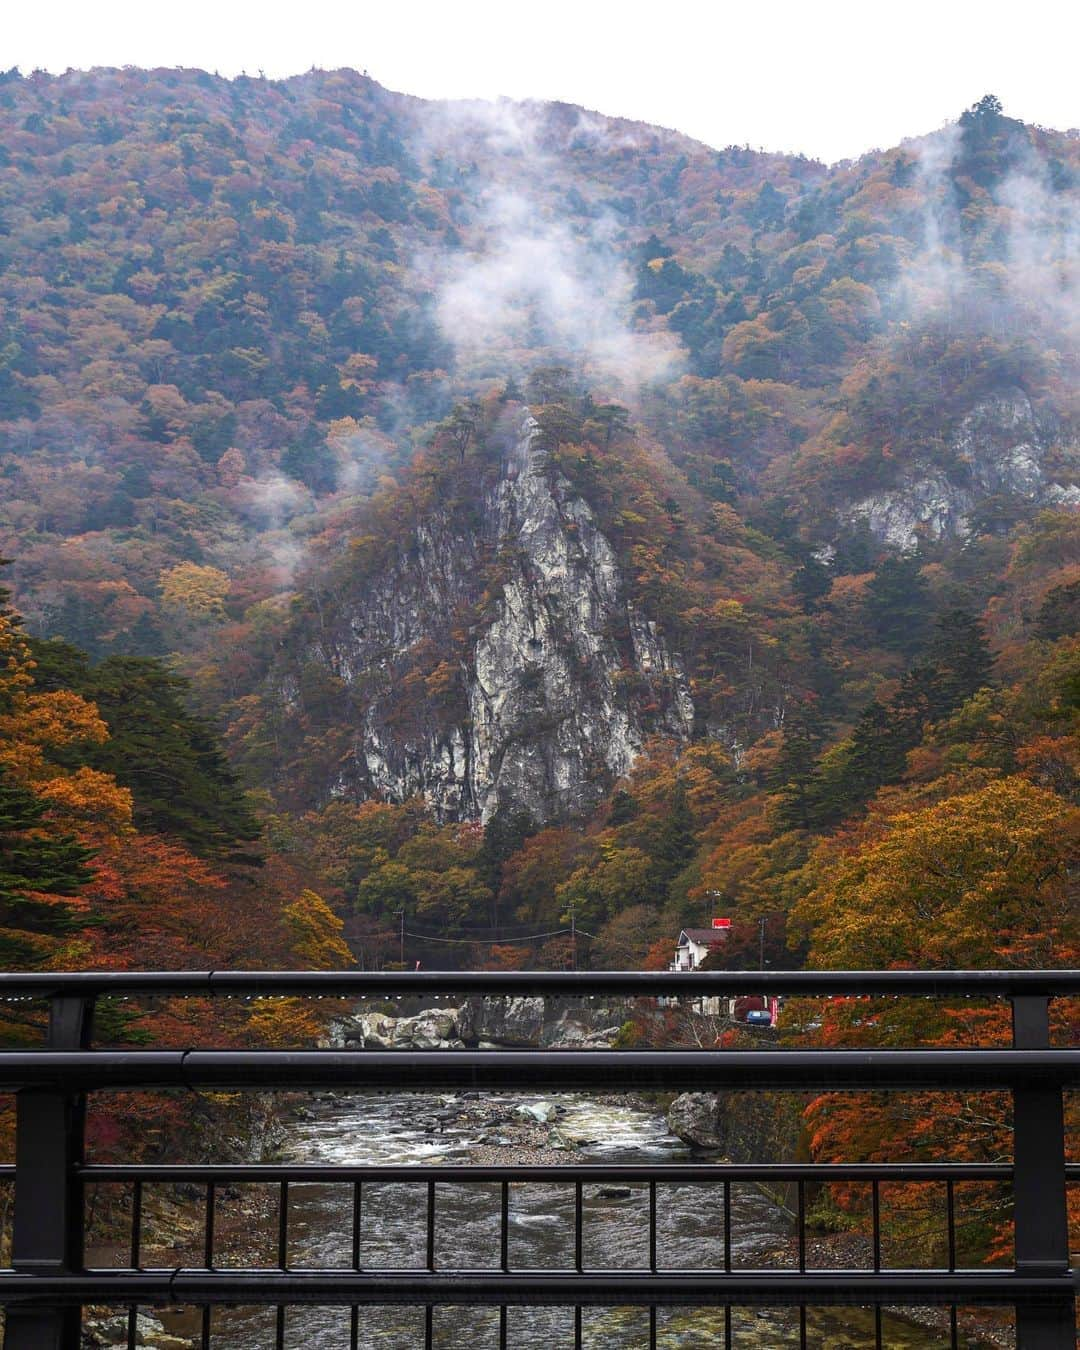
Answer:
top-left (1011, 994), bottom-right (1075, 1348)
top-left (4, 995), bottom-right (94, 1350)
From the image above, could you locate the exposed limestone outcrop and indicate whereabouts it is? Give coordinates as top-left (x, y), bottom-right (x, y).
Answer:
top-left (341, 1006), bottom-right (465, 1050)
top-left (309, 409), bottom-right (692, 822)
top-left (330, 996), bottom-right (625, 1050)
top-left (842, 389), bottom-right (1080, 552)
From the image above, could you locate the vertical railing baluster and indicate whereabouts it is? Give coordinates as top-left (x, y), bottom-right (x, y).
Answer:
top-left (204, 1181), bottom-right (215, 1269)
top-left (648, 1179), bottom-right (657, 1272)
top-left (574, 1180), bottom-right (583, 1273)
top-left (350, 1306), bottom-right (359, 1350)
top-left (424, 1303), bottom-right (434, 1350)
top-left (426, 1180), bottom-right (436, 1272)
top-left (1011, 993), bottom-right (1074, 1346)
top-left (126, 1306), bottom-right (137, 1350)
top-left (201, 1305), bottom-right (211, 1350)
top-left (798, 1304), bottom-right (807, 1349)
top-left (351, 1179), bottom-right (362, 1270)
top-left (277, 1179), bottom-right (289, 1270)
top-left (573, 1304), bottom-right (582, 1349)
top-left (276, 1178), bottom-right (288, 1350)
top-left (949, 1304), bottom-right (959, 1349)
top-left (6, 992), bottom-right (94, 1350)
top-left (500, 1181), bottom-right (509, 1272)
top-left (649, 1304), bottom-right (657, 1349)
top-left (130, 1179), bottom-right (143, 1270)
top-left (724, 1305), bottom-right (732, 1349)
top-left (946, 1178), bottom-right (956, 1272)
top-left (723, 1182), bottom-right (731, 1273)
top-left (872, 1180), bottom-right (881, 1273)
top-left (874, 1305), bottom-right (883, 1348)
top-left (499, 1305), bottom-right (508, 1349)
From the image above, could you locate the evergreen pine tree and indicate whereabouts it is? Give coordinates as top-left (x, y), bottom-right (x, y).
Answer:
top-left (655, 778), bottom-right (696, 886)
top-left (922, 608), bottom-right (993, 719)
top-left (0, 766), bottom-right (94, 965)
top-left (28, 641), bottom-right (261, 863)
top-left (771, 716), bottom-right (827, 831)
top-left (791, 610), bottom-right (994, 831)
top-left (866, 554), bottom-right (932, 656)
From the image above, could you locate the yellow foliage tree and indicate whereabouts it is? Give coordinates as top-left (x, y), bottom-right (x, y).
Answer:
top-left (283, 889), bottom-right (353, 970)
top-left (247, 891), bottom-right (353, 1046)
top-left (159, 563), bottom-right (230, 622)
top-left (793, 776), bottom-right (1080, 970)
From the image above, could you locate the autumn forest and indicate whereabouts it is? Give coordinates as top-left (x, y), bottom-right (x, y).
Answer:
top-left (0, 66), bottom-right (1077, 1251)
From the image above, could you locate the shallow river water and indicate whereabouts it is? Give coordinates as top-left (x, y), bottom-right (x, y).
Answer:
top-left (199, 1091), bottom-right (952, 1348)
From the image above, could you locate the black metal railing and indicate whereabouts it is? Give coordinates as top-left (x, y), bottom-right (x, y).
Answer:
top-left (0, 969), bottom-right (1077, 1348)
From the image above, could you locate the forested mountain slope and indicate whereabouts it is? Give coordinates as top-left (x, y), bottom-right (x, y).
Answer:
top-left (0, 68), bottom-right (1076, 979)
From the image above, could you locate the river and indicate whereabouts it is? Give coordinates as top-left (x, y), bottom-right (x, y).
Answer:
top-left (195, 1090), bottom-right (946, 1348)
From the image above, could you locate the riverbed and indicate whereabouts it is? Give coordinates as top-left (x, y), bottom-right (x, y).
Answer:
top-left (183, 1091), bottom-right (948, 1348)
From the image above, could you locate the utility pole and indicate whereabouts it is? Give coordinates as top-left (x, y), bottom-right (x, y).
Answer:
top-left (569, 905), bottom-right (577, 971)
top-left (759, 915), bottom-right (766, 972)
top-left (394, 910), bottom-right (405, 968)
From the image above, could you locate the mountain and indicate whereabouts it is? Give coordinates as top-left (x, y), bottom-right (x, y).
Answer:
top-left (0, 69), bottom-right (1077, 968)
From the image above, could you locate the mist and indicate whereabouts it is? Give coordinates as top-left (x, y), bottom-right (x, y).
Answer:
top-left (411, 99), bottom-right (682, 398)
top-left (895, 117), bottom-right (1079, 344)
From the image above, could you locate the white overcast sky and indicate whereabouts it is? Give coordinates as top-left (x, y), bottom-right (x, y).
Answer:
top-left (6, 0), bottom-right (1078, 163)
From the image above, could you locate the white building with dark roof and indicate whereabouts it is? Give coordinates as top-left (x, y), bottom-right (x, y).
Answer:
top-left (672, 927), bottom-right (726, 972)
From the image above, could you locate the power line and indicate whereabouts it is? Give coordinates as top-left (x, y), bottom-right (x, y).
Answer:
top-left (404, 925), bottom-right (591, 946)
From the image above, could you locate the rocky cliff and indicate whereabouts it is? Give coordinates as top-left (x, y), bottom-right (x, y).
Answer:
top-left (302, 409), bottom-right (692, 822)
top-left (841, 389), bottom-right (1080, 551)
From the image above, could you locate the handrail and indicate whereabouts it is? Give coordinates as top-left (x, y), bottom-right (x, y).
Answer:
top-left (0, 1269), bottom-right (1072, 1307)
top-left (0, 1047), bottom-right (1077, 1090)
top-left (73, 1161), bottom-right (1019, 1183)
top-left (0, 970), bottom-right (1075, 1350)
top-left (0, 967), bottom-right (1078, 996)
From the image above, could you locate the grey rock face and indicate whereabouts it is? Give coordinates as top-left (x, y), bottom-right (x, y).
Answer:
top-left (458, 994), bottom-right (547, 1046)
top-left (843, 390), bottom-right (1080, 552)
top-left (338, 1007), bottom-right (465, 1050)
top-left (667, 1092), bottom-right (728, 1150)
top-left (306, 409), bottom-right (692, 822)
top-left (330, 996), bottom-right (624, 1050)
top-left (538, 1009), bottom-right (624, 1048)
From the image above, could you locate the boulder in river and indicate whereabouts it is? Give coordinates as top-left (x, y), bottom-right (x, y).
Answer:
top-left (515, 1100), bottom-right (557, 1124)
top-left (666, 1092), bottom-right (728, 1150)
top-left (83, 1311), bottom-right (194, 1347)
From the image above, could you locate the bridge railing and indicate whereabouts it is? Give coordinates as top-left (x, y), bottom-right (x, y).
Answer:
top-left (0, 969), bottom-right (1076, 1349)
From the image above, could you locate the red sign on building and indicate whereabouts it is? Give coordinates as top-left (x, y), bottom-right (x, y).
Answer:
top-left (711, 917), bottom-right (731, 929)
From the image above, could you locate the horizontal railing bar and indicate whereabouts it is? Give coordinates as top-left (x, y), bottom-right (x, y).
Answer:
top-left (0, 1269), bottom-right (1074, 1308)
top-left (0, 969), bottom-right (1078, 997)
top-left (5, 1162), bottom-right (1060, 1183)
top-left (0, 1048), bottom-right (1076, 1091)
top-left (75, 1162), bottom-right (1016, 1183)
